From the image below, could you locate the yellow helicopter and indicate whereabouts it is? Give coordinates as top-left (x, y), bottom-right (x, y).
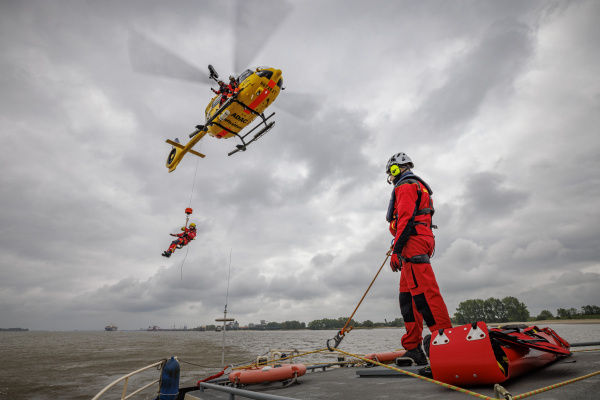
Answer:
top-left (165, 64), bottom-right (282, 173)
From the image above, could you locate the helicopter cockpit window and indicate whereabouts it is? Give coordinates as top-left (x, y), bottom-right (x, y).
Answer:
top-left (238, 69), bottom-right (253, 83)
top-left (277, 77), bottom-right (283, 88)
top-left (256, 70), bottom-right (273, 80)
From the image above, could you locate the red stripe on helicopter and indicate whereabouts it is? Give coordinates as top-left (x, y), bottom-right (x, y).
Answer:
top-left (244, 80), bottom-right (276, 114)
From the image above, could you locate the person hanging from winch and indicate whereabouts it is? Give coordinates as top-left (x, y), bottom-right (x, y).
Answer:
top-left (385, 152), bottom-right (452, 369)
top-left (162, 223), bottom-right (196, 258)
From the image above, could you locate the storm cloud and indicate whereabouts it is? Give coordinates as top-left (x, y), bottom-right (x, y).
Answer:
top-left (1, 0), bottom-right (599, 330)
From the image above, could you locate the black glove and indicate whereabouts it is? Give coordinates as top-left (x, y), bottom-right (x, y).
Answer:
top-left (390, 253), bottom-right (402, 272)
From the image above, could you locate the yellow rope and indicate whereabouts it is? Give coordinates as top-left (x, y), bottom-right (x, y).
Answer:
top-left (227, 344), bottom-right (599, 400)
top-left (338, 250), bottom-right (392, 336)
top-left (233, 348), bottom-right (331, 370)
top-left (513, 369), bottom-right (600, 399)
top-left (571, 348), bottom-right (600, 353)
top-left (332, 348), bottom-right (499, 400)
top-left (332, 348), bottom-right (600, 400)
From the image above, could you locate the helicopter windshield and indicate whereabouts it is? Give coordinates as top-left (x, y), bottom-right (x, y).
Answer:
top-left (238, 69), bottom-right (253, 83)
top-left (256, 70), bottom-right (273, 80)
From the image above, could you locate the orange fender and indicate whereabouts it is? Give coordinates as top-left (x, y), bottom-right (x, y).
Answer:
top-left (229, 364), bottom-right (307, 385)
top-left (364, 350), bottom-right (406, 363)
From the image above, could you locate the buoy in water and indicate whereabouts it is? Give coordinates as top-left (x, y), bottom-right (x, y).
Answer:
top-left (229, 364), bottom-right (307, 384)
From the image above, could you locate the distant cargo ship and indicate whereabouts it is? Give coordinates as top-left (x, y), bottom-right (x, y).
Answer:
top-left (147, 325), bottom-right (162, 331)
top-left (105, 324), bottom-right (118, 331)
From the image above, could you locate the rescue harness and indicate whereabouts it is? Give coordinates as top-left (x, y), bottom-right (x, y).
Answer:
top-left (400, 254), bottom-right (430, 264)
top-left (387, 174), bottom-right (437, 262)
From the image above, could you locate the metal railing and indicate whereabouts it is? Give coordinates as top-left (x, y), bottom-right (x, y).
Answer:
top-left (91, 359), bottom-right (165, 400)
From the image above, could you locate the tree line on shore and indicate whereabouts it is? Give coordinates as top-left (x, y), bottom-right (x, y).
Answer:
top-left (454, 298), bottom-right (600, 324)
top-left (238, 300), bottom-right (599, 330)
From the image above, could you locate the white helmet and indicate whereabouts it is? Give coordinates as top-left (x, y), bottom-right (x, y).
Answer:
top-left (386, 152), bottom-right (413, 174)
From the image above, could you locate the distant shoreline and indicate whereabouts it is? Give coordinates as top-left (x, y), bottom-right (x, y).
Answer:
top-left (4, 319), bottom-right (599, 332)
top-left (491, 319), bottom-right (600, 325)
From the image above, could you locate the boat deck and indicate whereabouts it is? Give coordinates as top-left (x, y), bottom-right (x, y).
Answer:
top-left (184, 350), bottom-right (599, 400)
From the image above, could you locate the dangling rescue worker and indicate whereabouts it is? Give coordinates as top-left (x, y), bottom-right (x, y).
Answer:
top-left (385, 152), bottom-right (452, 366)
top-left (162, 223), bottom-right (197, 258)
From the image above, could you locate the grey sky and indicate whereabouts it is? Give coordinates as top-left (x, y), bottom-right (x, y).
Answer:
top-left (1, 0), bottom-right (599, 330)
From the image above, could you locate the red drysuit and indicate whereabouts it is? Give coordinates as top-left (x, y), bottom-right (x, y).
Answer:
top-left (388, 173), bottom-right (452, 351)
top-left (167, 227), bottom-right (197, 253)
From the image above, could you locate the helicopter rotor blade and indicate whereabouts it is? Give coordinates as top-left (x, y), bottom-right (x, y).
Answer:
top-left (234, 0), bottom-right (294, 73)
top-left (127, 30), bottom-right (212, 85)
top-left (275, 92), bottom-right (324, 120)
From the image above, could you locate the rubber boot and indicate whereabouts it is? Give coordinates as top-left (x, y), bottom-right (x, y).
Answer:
top-left (162, 251), bottom-right (171, 258)
top-left (395, 344), bottom-right (428, 366)
top-left (423, 334), bottom-right (431, 357)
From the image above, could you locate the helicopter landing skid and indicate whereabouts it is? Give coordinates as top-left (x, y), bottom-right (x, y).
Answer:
top-left (228, 120), bottom-right (275, 156)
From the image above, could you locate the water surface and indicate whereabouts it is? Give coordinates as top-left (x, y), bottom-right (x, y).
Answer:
top-left (1, 324), bottom-right (598, 400)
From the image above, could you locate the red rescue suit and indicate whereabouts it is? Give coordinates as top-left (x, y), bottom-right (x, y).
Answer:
top-left (168, 227), bottom-right (196, 253)
top-left (212, 82), bottom-right (228, 95)
top-left (387, 173), bottom-right (452, 351)
top-left (212, 83), bottom-right (230, 105)
top-left (227, 81), bottom-right (238, 93)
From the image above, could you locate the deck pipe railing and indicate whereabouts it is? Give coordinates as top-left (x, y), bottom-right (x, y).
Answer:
top-left (91, 360), bottom-right (164, 400)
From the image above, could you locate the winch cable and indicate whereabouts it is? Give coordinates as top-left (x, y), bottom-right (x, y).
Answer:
top-left (327, 249), bottom-right (392, 351)
top-left (180, 144), bottom-right (202, 280)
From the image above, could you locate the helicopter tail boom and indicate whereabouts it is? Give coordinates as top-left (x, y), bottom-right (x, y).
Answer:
top-left (166, 139), bottom-right (206, 159)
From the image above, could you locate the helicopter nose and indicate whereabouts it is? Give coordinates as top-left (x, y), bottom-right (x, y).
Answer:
top-left (272, 69), bottom-right (282, 82)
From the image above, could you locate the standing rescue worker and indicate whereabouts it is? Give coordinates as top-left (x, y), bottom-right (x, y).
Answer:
top-left (227, 75), bottom-right (239, 92)
top-left (162, 223), bottom-right (197, 258)
top-left (386, 152), bottom-right (452, 366)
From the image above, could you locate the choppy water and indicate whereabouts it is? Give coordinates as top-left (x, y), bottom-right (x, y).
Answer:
top-left (1, 324), bottom-right (599, 400)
